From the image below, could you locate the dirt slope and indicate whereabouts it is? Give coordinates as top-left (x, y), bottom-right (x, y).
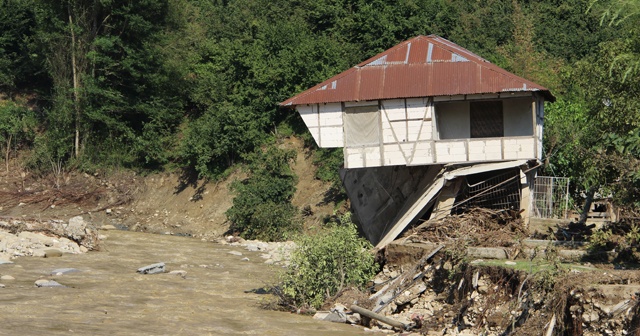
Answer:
top-left (0, 136), bottom-right (337, 240)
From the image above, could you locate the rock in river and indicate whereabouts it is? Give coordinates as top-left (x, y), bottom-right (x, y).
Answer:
top-left (137, 262), bottom-right (166, 274)
top-left (35, 279), bottom-right (66, 287)
top-left (51, 268), bottom-right (80, 275)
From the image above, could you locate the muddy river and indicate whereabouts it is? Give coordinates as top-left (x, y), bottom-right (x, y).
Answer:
top-left (0, 230), bottom-right (366, 335)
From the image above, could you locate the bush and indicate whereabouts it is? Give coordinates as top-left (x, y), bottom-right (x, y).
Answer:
top-left (242, 201), bottom-right (300, 241)
top-left (280, 214), bottom-right (378, 309)
top-left (226, 145), bottom-right (299, 241)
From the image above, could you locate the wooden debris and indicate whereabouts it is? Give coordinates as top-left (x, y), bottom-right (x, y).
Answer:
top-left (350, 305), bottom-right (407, 330)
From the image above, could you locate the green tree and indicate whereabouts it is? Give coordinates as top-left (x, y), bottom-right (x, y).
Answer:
top-left (30, 0), bottom-right (182, 169)
top-left (0, 0), bottom-right (42, 91)
top-left (0, 101), bottom-right (36, 172)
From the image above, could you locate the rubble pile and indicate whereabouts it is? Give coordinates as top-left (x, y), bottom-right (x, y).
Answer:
top-left (0, 216), bottom-right (100, 261)
top-left (317, 210), bottom-right (640, 335)
top-left (404, 208), bottom-right (528, 248)
top-left (324, 248), bottom-right (640, 335)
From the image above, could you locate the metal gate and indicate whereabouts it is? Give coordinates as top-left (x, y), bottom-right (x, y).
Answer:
top-left (531, 176), bottom-right (570, 219)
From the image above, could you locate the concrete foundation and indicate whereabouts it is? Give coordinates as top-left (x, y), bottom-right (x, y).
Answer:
top-left (340, 164), bottom-right (442, 245)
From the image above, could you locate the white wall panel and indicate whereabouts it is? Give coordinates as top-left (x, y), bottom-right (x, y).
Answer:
top-left (364, 146), bottom-right (382, 167)
top-left (406, 98), bottom-right (428, 119)
top-left (382, 99), bottom-right (406, 121)
top-left (435, 141), bottom-right (467, 162)
top-left (345, 147), bottom-right (365, 168)
top-left (418, 121), bottom-right (433, 141)
top-left (308, 127), bottom-right (320, 145)
top-left (407, 120), bottom-right (422, 142)
top-left (390, 121), bottom-right (407, 142)
top-left (468, 139), bottom-right (502, 161)
top-left (319, 103), bottom-right (342, 126)
top-left (409, 142), bottom-right (434, 165)
top-left (503, 138), bottom-right (535, 160)
top-left (319, 126), bottom-right (344, 148)
top-left (297, 105), bottom-right (319, 127)
top-left (382, 124), bottom-right (396, 143)
top-left (383, 144), bottom-right (407, 166)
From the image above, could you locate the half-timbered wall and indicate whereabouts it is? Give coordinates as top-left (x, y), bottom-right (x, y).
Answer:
top-left (295, 93), bottom-right (544, 169)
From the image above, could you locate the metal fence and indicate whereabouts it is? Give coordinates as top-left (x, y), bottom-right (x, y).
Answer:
top-left (531, 176), bottom-right (570, 219)
top-left (453, 168), bottom-right (522, 213)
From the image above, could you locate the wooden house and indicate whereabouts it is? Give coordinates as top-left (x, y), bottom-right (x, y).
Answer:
top-left (282, 35), bottom-right (555, 247)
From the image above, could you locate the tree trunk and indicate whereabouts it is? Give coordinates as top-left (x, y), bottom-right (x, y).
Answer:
top-left (579, 187), bottom-right (596, 224)
top-left (5, 134), bottom-right (11, 172)
top-left (69, 7), bottom-right (81, 158)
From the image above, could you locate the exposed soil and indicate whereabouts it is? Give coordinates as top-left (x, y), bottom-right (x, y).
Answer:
top-left (0, 136), bottom-right (337, 240)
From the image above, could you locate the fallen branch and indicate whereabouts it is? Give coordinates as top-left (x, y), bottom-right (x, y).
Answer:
top-left (545, 314), bottom-right (556, 336)
top-left (350, 305), bottom-right (407, 330)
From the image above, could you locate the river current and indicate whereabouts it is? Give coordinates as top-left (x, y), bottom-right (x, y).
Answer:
top-left (0, 230), bottom-right (365, 335)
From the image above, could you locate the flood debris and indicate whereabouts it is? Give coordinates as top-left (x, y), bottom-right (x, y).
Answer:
top-left (351, 305), bottom-right (408, 330)
top-left (35, 279), bottom-right (66, 288)
top-left (401, 208), bottom-right (528, 249)
top-left (311, 211), bottom-right (640, 335)
top-left (137, 262), bottom-right (166, 274)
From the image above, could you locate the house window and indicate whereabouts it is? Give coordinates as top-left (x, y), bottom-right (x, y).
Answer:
top-left (344, 105), bottom-right (379, 147)
top-left (470, 101), bottom-right (503, 138)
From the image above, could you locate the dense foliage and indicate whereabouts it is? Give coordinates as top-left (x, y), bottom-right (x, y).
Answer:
top-left (0, 0), bottom-right (638, 211)
top-left (226, 145), bottom-right (299, 241)
top-left (280, 214), bottom-right (378, 309)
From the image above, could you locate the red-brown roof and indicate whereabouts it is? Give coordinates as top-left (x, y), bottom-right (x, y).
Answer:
top-left (281, 35), bottom-right (555, 106)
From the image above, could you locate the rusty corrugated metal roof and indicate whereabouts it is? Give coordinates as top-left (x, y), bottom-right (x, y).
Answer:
top-left (281, 35), bottom-right (555, 106)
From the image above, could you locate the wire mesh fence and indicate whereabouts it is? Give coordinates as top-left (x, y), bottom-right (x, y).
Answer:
top-left (453, 168), bottom-right (521, 213)
top-left (531, 176), bottom-right (570, 219)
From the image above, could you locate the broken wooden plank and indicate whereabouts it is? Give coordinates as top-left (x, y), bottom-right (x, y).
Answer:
top-left (372, 245), bottom-right (443, 313)
top-left (545, 314), bottom-right (556, 336)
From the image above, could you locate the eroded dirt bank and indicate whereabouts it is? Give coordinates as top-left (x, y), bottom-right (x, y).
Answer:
top-left (321, 211), bottom-right (640, 335)
top-left (0, 137), bottom-right (335, 240)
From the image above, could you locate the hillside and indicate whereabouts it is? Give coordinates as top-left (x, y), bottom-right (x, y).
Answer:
top-left (0, 136), bottom-right (337, 239)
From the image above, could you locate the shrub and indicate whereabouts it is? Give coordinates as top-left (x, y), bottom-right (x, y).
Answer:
top-left (280, 213), bottom-right (378, 309)
top-left (226, 144), bottom-right (299, 241)
top-left (588, 228), bottom-right (613, 250)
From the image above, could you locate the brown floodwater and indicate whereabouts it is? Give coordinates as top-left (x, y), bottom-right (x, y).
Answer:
top-left (0, 230), bottom-right (366, 335)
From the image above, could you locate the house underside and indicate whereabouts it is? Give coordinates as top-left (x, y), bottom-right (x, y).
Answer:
top-left (341, 160), bottom-right (537, 248)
